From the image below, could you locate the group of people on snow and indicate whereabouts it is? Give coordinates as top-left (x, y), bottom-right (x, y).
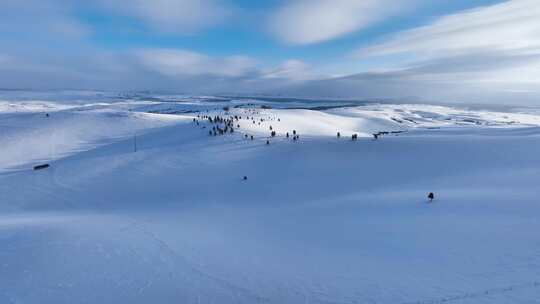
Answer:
top-left (194, 109), bottom-right (303, 144)
top-left (193, 108), bottom-right (434, 202)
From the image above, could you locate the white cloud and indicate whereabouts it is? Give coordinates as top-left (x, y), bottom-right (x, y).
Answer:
top-left (135, 49), bottom-right (257, 77)
top-left (357, 0), bottom-right (540, 58)
top-left (0, 0), bottom-right (91, 40)
top-left (135, 49), bottom-right (327, 83)
top-left (325, 0), bottom-right (540, 103)
top-left (1, 0), bottom-right (230, 37)
top-left (261, 60), bottom-right (316, 81)
top-left (101, 0), bottom-right (231, 34)
top-left (268, 0), bottom-right (419, 45)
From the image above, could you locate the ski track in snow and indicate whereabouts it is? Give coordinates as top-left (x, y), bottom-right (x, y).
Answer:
top-left (119, 218), bottom-right (270, 303)
top-left (401, 281), bottom-right (540, 304)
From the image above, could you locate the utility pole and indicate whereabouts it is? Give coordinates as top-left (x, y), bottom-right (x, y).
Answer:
top-left (130, 108), bottom-right (137, 153)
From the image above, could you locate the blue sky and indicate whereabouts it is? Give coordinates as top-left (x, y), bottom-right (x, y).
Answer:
top-left (81, 1), bottom-right (497, 57)
top-left (1, 0), bottom-right (539, 104)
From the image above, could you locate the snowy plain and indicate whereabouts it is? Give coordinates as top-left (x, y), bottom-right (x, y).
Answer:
top-left (1, 92), bottom-right (540, 303)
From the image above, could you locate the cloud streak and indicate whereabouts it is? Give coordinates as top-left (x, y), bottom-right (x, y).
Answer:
top-left (136, 49), bottom-right (257, 78)
top-left (309, 0), bottom-right (540, 103)
top-left (357, 0), bottom-right (540, 58)
top-left (268, 0), bottom-right (420, 45)
top-left (100, 0), bottom-right (231, 34)
top-left (0, 0), bottom-right (91, 42)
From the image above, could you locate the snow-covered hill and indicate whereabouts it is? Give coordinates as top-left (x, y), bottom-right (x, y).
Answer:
top-left (1, 96), bottom-right (540, 303)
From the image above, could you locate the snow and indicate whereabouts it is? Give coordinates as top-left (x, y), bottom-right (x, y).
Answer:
top-left (1, 95), bottom-right (540, 303)
top-left (0, 101), bottom-right (186, 172)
